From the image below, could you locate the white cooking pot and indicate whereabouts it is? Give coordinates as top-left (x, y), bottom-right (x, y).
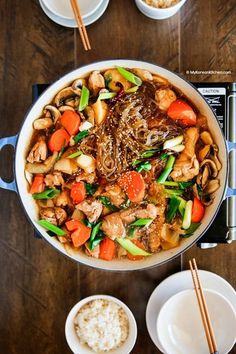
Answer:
top-left (0, 60), bottom-right (235, 271)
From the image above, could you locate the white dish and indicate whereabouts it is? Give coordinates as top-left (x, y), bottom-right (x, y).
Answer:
top-left (146, 270), bottom-right (236, 353)
top-left (135, 0), bottom-right (187, 20)
top-left (65, 295), bottom-right (137, 354)
top-left (39, 0), bottom-right (109, 27)
top-left (42, 0), bottom-right (103, 20)
top-left (157, 289), bottom-right (236, 354)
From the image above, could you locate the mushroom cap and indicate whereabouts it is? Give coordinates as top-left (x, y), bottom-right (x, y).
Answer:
top-left (54, 87), bottom-right (77, 107)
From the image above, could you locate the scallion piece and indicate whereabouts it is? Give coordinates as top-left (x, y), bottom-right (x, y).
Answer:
top-left (156, 155), bottom-right (175, 183)
top-left (182, 200), bottom-right (193, 230)
top-left (73, 130), bottom-right (89, 143)
top-left (125, 86), bottom-right (139, 93)
top-left (178, 181), bottom-right (194, 189)
top-left (117, 238), bottom-right (151, 256)
top-left (163, 135), bottom-right (183, 150)
top-left (130, 218), bottom-right (153, 227)
top-left (33, 188), bottom-right (60, 200)
top-left (85, 183), bottom-right (98, 196)
top-left (98, 92), bottom-right (117, 100)
top-left (160, 153), bottom-right (169, 160)
top-left (160, 181), bottom-right (179, 187)
top-left (99, 196), bottom-right (118, 211)
top-left (37, 220), bottom-right (65, 236)
top-left (136, 161), bottom-right (152, 173)
top-left (164, 188), bottom-right (183, 196)
top-left (182, 222), bottom-right (201, 237)
top-left (90, 222), bottom-right (102, 243)
top-left (57, 140), bottom-right (66, 161)
top-left (67, 150), bottom-right (82, 159)
top-left (117, 67), bottom-right (142, 86)
top-left (141, 149), bottom-right (159, 158)
top-left (177, 197), bottom-right (187, 216)
top-left (79, 85), bottom-right (90, 111)
top-left (166, 197), bottom-right (181, 223)
top-left (90, 235), bottom-right (104, 250)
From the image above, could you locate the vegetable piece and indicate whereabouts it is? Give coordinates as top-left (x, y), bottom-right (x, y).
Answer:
top-left (156, 155), bottom-right (176, 183)
top-left (117, 67), bottom-right (142, 86)
top-left (70, 182), bottom-right (86, 204)
top-left (71, 222), bottom-right (91, 247)
top-left (164, 189), bottom-right (183, 196)
top-left (89, 222), bottom-right (103, 250)
top-left (127, 239), bottom-right (145, 261)
top-left (130, 218), bottom-right (153, 227)
top-left (79, 121), bottom-right (93, 131)
top-left (104, 69), bottom-right (131, 92)
top-left (182, 200), bottom-right (193, 229)
top-left (98, 92), bottom-right (117, 100)
top-left (99, 237), bottom-right (116, 261)
top-left (73, 130), bottom-right (89, 143)
top-left (191, 197), bottom-right (205, 222)
top-left (182, 222), bottom-right (201, 237)
top-left (163, 135), bottom-right (183, 150)
top-left (61, 110), bottom-right (81, 135)
top-left (141, 149), bottom-right (159, 158)
top-left (125, 86), bottom-right (139, 93)
top-left (76, 154), bottom-right (96, 173)
top-left (170, 144), bottom-right (185, 152)
top-left (33, 188), bottom-right (60, 200)
top-left (56, 140), bottom-right (66, 161)
top-left (78, 86), bottom-right (90, 111)
top-left (167, 99), bottom-right (197, 126)
top-left (99, 196), bottom-right (118, 211)
top-left (160, 153), bottom-right (168, 160)
top-left (37, 220), bottom-right (65, 236)
top-left (85, 183), bottom-right (98, 196)
top-left (30, 174), bottom-right (45, 194)
top-left (117, 238), bottom-right (151, 256)
top-left (166, 197), bottom-right (181, 223)
top-left (118, 171), bottom-right (145, 203)
top-left (67, 150), bottom-right (82, 159)
top-left (54, 158), bottom-right (78, 174)
top-left (66, 219), bottom-right (82, 231)
top-left (177, 197), bottom-right (187, 216)
top-left (161, 181), bottom-right (193, 189)
top-left (161, 181), bottom-right (179, 187)
top-left (48, 129), bottom-right (70, 152)
top-left (136, 161), bottom-right (152, 173)
top-left (92, 99), bottom-right (109, 125)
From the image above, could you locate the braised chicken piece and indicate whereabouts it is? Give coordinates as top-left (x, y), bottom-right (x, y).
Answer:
top-left (101, 212), bottom-right (126, 239)
top-left (45, 171), bottom-right (64, 188)
top-left (54, 190), bottom-right (72, 208)
top-left (76, 199), bottom-right (103, 223)
top-left (40, 207), bottom-right (67, 226)
top-left (170, 127), bottom-right (200, 181)
top-left (76, 171), bottom-right (97, 184)
top-left (27, 137), bottom-right (47, 163)
top-left (155, 88), bottom-right (177, 111)
top-left (120, 204), bottom-right (158, 224)
top-left (103, 184), bottom-right (126, 208)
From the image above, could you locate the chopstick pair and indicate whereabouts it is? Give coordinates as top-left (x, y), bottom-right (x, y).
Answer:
top-left (189, 259), bottom-right (219, 354)
top-left (70, 0), bottom-right (91, 51)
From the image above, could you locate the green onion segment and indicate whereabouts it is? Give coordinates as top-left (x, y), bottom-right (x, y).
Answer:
top-left (163, 135), bottom-right (183, 150)
top-left (117, 67), bottom-right (142, 86)
top-left (98, 92), bottom-right (117, 100)
top-left (156, 155), bottom-right (176, 183)
top-left (33, 189), bottom-right (60, 200)
top-left (79, 86), bottom-right (90, 111)
top-left (182, 200), bottom-right (193, 230)
top-left (37, 220), bottom-right (65, 236)
top-left (166, 197), bottom-right (181, 223)
top-left (73, 130), bottom-right (89, 143)
top-left (67, 150), bottom-right (82, 159)
top-left (117, 238), bottom-right (151, 256)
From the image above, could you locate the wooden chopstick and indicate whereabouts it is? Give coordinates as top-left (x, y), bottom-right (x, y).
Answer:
top-left (70, 0), bottom-right (91, 51)
top-left (189, 259), bottom-right (219, 354)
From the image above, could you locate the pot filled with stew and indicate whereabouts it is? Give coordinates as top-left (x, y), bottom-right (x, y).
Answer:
top-left (0, 60), bottom-right (233, 270)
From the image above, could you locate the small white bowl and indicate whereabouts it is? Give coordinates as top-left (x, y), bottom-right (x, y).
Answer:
top-left (65, 295), bottom-right (137, 354)
top-left (135, 0), bottom-right (187, 20)
top-left (42, 0), bottom-right (103, 20)
top-left (156, 289), bottom-right (236, 354)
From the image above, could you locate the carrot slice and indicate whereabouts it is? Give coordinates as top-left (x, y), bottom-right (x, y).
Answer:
top-left (30, 174), bottom-right (45, 194)
top-left (66, 219), bottom-right (83, 231)
top-left (48, 128), bottom-right (70, 152)
top-left (167, 99), bottom-right (196, 126)
top-left (127, 239), bottom-right (145, 261)
top-left (118, 171), bottom-right (145, 203)
top-left (99, 237), bottom-right (116, 261)
top-left (61, 110), bottom-right (81, 136)
top-left (70, 182), bottom-right (86, 204)
top-left (71, 222), bottom-right (91, 248)
top-left (191, 197), bottom-right (205, 222)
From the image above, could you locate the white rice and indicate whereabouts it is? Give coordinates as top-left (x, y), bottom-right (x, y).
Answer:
top-left (143, 0), bottom-right (180, 8)
top-left (74, 299), bottom-right (129, 353)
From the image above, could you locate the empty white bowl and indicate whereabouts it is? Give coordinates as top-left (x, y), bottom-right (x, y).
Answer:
top-left (42, 0), bottom-right (103, 20)
top-left (156, 289), bottom-right (236, 354)
top-left (135, 0), bottom-right (187, 20)
top-left (65, 295), bottom-right (137, 354)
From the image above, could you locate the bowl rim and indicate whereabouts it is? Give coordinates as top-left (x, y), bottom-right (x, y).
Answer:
top-left (14, 59), bottom-right (228, 271)
top-left (65, 294), bottom-right (137, 354)
top-left (41, 0), bottom-right (103, 20)
top-left (135, 0), bottom-right (187, 12)
top-left (156, 288), bottom-right (236, 354)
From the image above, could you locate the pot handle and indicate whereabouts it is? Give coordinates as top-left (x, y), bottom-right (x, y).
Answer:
top-left (225, 140), bottom-right (236, 198)
top-left (0, 135), bottom-right (18, 192)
